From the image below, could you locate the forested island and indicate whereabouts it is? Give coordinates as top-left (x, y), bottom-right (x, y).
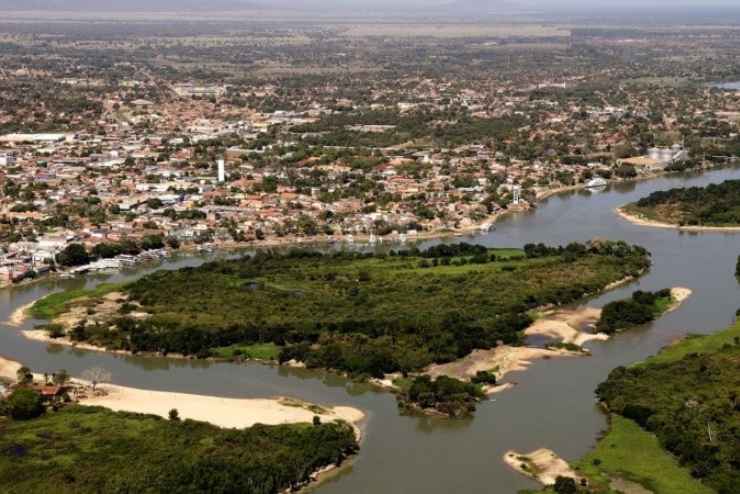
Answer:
top-left (31, 241), bottom-right (650, 417)
top-left (620, 179), bottom-right (740, 228)
top-left (0, 405), bottom-right (359, 494)
top-left (597, 289), bottom-right (677, 334)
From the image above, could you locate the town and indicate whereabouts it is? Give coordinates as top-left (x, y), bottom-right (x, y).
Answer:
top-left (0, 22), bottom-right (739, 287)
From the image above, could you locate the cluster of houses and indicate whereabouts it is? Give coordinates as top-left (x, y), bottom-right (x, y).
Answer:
top-left (3, 64), bottom-right (740, 288)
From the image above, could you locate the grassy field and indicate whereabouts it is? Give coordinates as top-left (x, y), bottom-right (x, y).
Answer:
top-left (575, 416), bottom-right (715, 494)
top-left (0, 405), bottom-right (358, 494)
top-left (211, 342), bottom-right (281, 361)
top-left (597, 327), bottom-right (739, 492)
top-left (29, 283), bottom-right (123, 320)
top-left (637, 320), bottom-right (740, 367)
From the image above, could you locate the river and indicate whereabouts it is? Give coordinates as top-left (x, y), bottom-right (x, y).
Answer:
top-left (2, 167), bottom-right (740, 493)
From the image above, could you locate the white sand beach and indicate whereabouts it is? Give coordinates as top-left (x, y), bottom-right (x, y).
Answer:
top-left (426, 345), bottom-right (580, 384)
top-left (81, 384), bottom-right (365, 432)
top-left (617, 208), bottom-right (740, 231)
top-left (525, 307), bottom-right (608, 347)
top-left (504, 448), bottom-right (582, 486)
top-left (0, 356), bottom-right (364, 435)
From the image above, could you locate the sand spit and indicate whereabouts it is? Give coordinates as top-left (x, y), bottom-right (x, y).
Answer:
top-left (22, 329), bottom-right (134, 356)
top-left (669, 287), bottom-right (692, 312)
top-left (5, 301), bottom-right (36, 328)
top-left (0, 356), bottom-right (364, 437)
top-left (0, 355), bottom-right (22, 381)
top-left (525, 307), bottom-right (608, 347)
top-left (617, 208), bottom-right (740, 232)
top-left (426, 345), bottom-right (580, 385)
top-left (504, 448), bottom-right (583, 486)
top-left (81, 384), bottom-right (364, 433)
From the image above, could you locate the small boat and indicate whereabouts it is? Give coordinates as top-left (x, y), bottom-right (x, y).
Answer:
top-left (585, 177), bottom-right (608, 189)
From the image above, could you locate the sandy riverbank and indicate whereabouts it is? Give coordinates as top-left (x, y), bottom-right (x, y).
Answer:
top-left (617, 207), bottom-right (740, 232)
top-left (426, 345), bottom-right (581, 386)
top-left (504, 448), bottom-right (583, 486)
top-left (525, 307), bottom-right (608, 347)
top-left (668, 287), bottom-right (692, 312)
top-left (5, 300), bottom-right (36, 328)
top-left (81, 384), bottom-right (365, 434)
top-left (0, 355), bottom-right (22, 381)
top-left (0, 355), bottom-right (365, 435)
top-left (22, 329), bottom-right (136, 356)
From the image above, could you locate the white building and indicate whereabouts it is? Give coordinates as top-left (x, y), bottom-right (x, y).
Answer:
top-left (647, 144), bottom-right (688, 166)
top-left (0, 152), bottom-right (16, 166)
top-left (217, 159), bottom-right (226, 183)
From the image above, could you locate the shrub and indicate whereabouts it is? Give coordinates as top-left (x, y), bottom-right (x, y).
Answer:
top-left (7, 389), bottom-right (44, 420)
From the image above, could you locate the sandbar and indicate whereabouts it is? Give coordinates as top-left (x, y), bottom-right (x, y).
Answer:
top-left (617, 207), bottom-right (740, 232)
top-left (504, 448), bottom-right (583, 486)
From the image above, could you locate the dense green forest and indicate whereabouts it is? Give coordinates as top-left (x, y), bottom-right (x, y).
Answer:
top-left (596, 342), bottom-right (740, 494)
top-left (597, 289), bottom-right (673, 334)
top-left (624, 179), bottom-right (740, 226)
top-left (40, 241), bottom-right (649, 379)
top-left (0, 405), bottom-right (358, 494)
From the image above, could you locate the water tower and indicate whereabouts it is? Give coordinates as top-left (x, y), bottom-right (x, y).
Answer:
top-left (217, 159), bottom-right (226, 183)
top-left (512, 185), bottom-right (522, 205)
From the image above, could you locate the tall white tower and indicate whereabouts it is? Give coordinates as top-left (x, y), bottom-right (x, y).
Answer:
top-left (512, 185), bottom-right (522, 205)
top-left (217, 159), bottom-right (226, 183)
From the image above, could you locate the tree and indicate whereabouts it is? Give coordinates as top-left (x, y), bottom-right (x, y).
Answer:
top-left (169, 409), bottom-right (180, 421)
top-left (81, 367), bottom-right (112, 391)
top-left (553, 476), bottom-right (578, 494)
top-left (7, 389), bottom-right (44, 420)
top-left (56, 243), bottom-right (90, 267)
top-left (615, 164), bottom-right (637, 179)
top-left (16, 366), bottom-right (32, 385)
top-left (141, 234), bottom-right (164, 251)
top-left (146, 198), bottom-right (163, 209)
top-left (53, 369), bottom-right (70, 386)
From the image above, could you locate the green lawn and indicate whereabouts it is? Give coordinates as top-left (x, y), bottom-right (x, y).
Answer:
top-left (575, 416), bottom-right (715, 494)
top-left (29, 283), bottom-right (124, 319)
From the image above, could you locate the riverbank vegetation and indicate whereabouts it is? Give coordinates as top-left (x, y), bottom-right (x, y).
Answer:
top-left (522, 415), bottom-right (715, 494)
top-left (596, 336), bottom-right (740, 493)
top-left (520, 331), bottom-right (738, 494)
top-left (577, 415), bottom-right (715, 494)
top-left (34, 241), bottom-right (650, 382)
top-left (28, 283), bottom-right (123, 320)
top-left (596, 289), bottom-right (673, 334)
top-left (0, 405), bottom-right (359, 494)
top-left (623, 179), bottom-right (740, 227)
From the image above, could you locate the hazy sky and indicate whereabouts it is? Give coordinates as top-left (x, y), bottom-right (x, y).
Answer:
top-left (2, 0), bottom-right (739, 13)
